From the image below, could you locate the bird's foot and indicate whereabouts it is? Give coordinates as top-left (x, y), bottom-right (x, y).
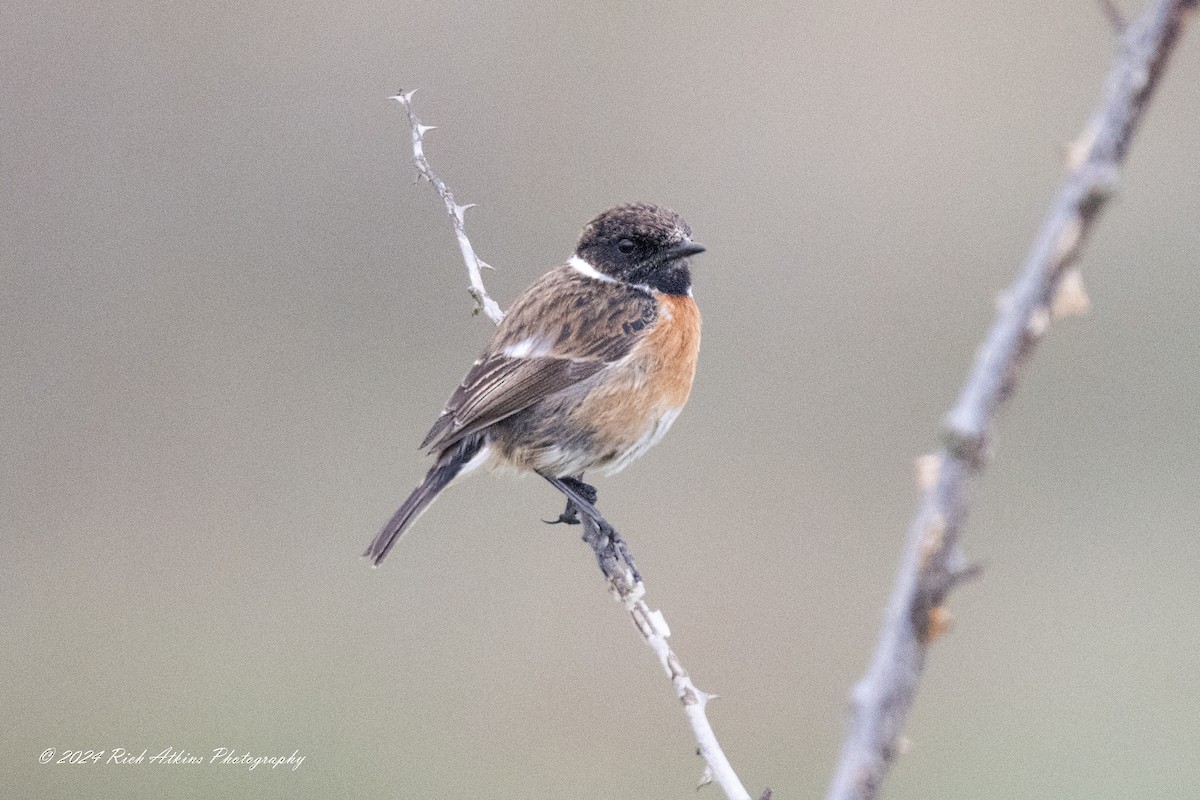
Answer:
top-left (543, 501), bottom-right (582, 526)
top-left (542, 476), bottom-right (597, 526)
top-left (543, 473), bottom-right (640, 582)
top-left (558, 476), bottom-right (598, 505)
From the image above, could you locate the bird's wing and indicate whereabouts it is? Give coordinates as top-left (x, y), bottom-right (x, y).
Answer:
top-left (420, 269), bottom-right (658, 452)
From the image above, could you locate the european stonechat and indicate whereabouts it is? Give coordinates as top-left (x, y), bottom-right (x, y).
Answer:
top-left (365, 203), bottom-right (704, 566)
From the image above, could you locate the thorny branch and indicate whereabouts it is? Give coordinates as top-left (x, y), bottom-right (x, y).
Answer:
top-left (391, 90), bottom-right (505, 324)
top-left (581, 514), bottom-right (755, 800)
top-left (826, 3), bottom-right (1197, 800)
top-left (394, 91), bottom-right (758, 800)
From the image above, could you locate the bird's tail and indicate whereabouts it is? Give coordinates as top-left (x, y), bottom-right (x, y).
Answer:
top-left (364, 435), bottom-right (486, 567)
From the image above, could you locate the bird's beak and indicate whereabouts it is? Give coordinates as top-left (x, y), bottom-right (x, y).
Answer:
top-left (664, 241), bottom-right (706, 260)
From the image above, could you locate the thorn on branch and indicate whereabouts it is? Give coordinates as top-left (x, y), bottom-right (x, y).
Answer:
top-left (1025, 306), bottom-right (1051, 340)
top-left (453, 202), bottom-right (476, 223)
top-left (948, 556), bottom-right (985, 588)
top-left (914, 454), bottom-right (941, 493)
top-left (685, 686), bottom-right (717, 708)
top-left (920, 605), bottom-right (953, 644)
top-left (1051, 268), bottom-right (1092, 318)
top-left (950, 546), bottom-right (979, 578)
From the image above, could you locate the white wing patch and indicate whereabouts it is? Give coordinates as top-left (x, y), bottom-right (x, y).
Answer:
top-left (502, 333), bottom-right (555, 359)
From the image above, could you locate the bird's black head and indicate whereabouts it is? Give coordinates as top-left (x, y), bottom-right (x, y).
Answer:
top-left (574, 203), bottom-right (705, 296)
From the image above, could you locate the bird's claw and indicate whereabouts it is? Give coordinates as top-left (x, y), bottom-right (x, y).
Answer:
top-left (544, 499), bottom-right (582, 526)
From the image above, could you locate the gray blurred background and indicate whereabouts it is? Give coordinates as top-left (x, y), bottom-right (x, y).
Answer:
top-left (4, 1), bottom-right (1198, 798)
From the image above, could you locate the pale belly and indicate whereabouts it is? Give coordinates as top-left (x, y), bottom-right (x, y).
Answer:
top-left (514, 402), bottom-right (686, 478)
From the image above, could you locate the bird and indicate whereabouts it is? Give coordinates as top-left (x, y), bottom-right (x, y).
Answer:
top-left (365, 202), bottom-right (705, 566)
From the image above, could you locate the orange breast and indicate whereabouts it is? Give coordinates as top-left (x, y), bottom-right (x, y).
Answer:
top-left (643, 294), bottom-right (702, 407)
top-left (569, 294), bottom-right (701, 471)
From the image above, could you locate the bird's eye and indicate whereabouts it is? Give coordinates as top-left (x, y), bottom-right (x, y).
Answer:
top-left (617, 239), bottom-right (636, 254)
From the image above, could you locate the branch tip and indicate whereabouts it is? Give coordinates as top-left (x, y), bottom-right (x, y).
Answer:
top-left (394, 89), bottom-right (505, 325)
top-left (1100, 0), bottom-right (1129, 33)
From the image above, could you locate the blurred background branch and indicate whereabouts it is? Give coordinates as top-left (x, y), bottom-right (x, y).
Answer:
top-left (826, 2), bottom-right (1197, 799)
